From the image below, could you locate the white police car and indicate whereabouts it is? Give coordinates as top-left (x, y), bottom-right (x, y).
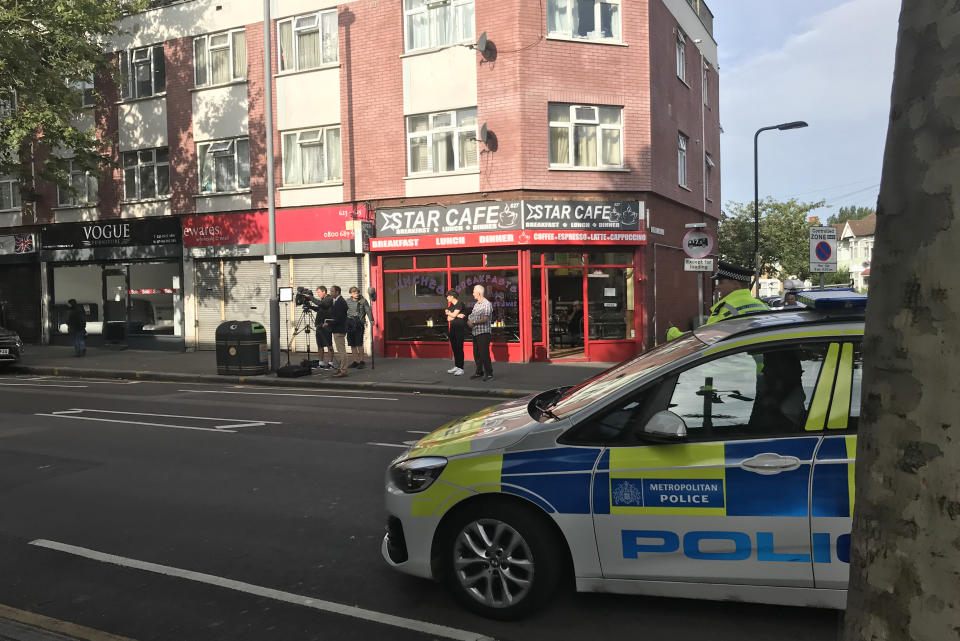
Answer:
top-left (383, 291), bottom-right (864, 619)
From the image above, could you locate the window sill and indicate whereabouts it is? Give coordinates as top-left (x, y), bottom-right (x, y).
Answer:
top-left (679, 184), bottom-right (692, 192)
top-left (548, 166), bottom-right (630, 173)
top-left (278, 182), bottom-right (343, 191)
top-left (546, 35), bottom-right (627, 47)
top-left (121, 196), bottom-right (171, 205)
top-left (275, 63), bottom-right (340, 78)
top-left (0, 208), bottom-right (20, 213)
top-left (403, 169), bottom-right (479, 180)
top-left (400, 42), bottom-right (474, 59)
top-left (194, 190), bottom-right (251, 198)
top-left (190, 79), bottom-right (248, 93)
top-left (53, 204), bottom-right (98, 211)
top-left (677, 76), bottom-right (690, 89)
top-left (115, 92), bottom-right (167, 106)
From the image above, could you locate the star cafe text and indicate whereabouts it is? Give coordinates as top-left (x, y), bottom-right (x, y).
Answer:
top-left (378, 202), bottom-right (520, 234)
top-left (524, 202), bottom-right (639, 226)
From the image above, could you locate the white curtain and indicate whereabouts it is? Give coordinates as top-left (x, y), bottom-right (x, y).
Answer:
top-left (602, 129), bottom-right (620, 166)
top-left (550, 127), bottom-right (570, 165)
top-left (298, 29), bottom-right (320, 69)
top-left (302, 142), bottom-right (324, 184)
top-left (453, 1), bottom-right (474, 42)
top-left (282, 133), bottom-right (298, 184)
top-left (407, 10), bottom-right (428, 50)
top-left (232, 31), bottom-right (246, 79)
top-left (547, 0), bottom-right (572, 35)
top-left (194, 39), bottom-right (207, 85)
top-left (326, 128), bottom-right (342, 180)
top-left (601, 1), bottom-right (620, 39)
top-left (574, 125), bottom-right (597, 167)
top-left (432, 132), bottom-right (454, 172)
top-left (279, 22), bottom-right (293, 70)
top-left (236, 139), bottom-right (250, 189)
top-left (459, 132), bottom-right (477, 168)
top-left (431, 3), bottom-right (452, 47)
top-left (321, 12), bottom-right (338, 63)
top-left (214, 154), bottom-right (235, 192)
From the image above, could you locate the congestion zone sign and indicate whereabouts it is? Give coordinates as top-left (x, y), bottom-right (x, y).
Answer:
top-left (809, 226), bottom-right (838, 273)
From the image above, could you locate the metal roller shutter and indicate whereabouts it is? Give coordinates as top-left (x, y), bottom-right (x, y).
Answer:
top-left (289, 256), bottom-right (363, 352)
top-left (195, 260), bottom-right (223, 350)
top-left (223, 260), bottom-right (274, 341)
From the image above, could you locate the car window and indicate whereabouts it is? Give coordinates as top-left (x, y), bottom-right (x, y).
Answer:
top-left (847, 342), bottom-right (863, 429)
top-left (561, 378), bottom-right (674, 445)
top-left (667, 343), bottom-right (831, 441)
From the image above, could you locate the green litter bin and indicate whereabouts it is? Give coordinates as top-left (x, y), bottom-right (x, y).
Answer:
top-left (216, 320), bottom-right (268, 375)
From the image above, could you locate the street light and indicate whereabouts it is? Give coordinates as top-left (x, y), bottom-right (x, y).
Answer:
top-left (753, 120), bottom-right (808, 293)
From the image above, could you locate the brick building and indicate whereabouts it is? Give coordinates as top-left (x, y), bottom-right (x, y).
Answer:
top-left (0, 0), bottom-right (719, 362)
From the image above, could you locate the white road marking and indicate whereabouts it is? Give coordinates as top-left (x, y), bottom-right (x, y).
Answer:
top-left (366, 442), bottom-right (410, 449)
top-left (406, 430), bottom-right (429, 434)
top-left (56, 408), bottom-right (281, 424)
top-left (180, 389), bottom-right (398, 401)
top-left (35, 413), bottom-right (236, 433)
top-left (0, 382), bottom-right (88, 388)
top-left (29, 539), bottom-right (495, 641)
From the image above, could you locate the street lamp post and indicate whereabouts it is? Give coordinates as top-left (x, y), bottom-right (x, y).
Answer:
top-left (753, 120), bottom-right (808, 293)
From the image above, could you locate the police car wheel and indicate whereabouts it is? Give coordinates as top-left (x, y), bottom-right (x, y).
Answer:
top-left (439, 502), bottom-right (563, 620)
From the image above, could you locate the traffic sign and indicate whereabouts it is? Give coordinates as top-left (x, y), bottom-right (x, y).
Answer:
top-left (682, 229), bottom-right (714, 259)
top-left (684, 258), bottom-right (714, 272)
top-left (809, 226), bottom-right (837, 273)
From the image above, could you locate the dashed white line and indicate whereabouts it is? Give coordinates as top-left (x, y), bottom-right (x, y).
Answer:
top-left (366, 442), bottom-right (410, 449)
top-left (0, 382), bottom-right (88, 388)
top-left (28, 539), bottom-right (494, 641)
top-left (406, 430), bottom-right (429, 434)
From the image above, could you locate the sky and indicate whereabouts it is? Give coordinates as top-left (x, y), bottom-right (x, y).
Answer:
top-left (714, 0), bottom-right (901, 221)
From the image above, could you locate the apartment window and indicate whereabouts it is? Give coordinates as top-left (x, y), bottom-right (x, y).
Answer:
top-left (547, 0), bottom-right (621, 41)
top-left (705, 154), bottom-right (714, 200)
top-left (549, 103), bottom-right (623, 168)
top-left (194, 30), bottom-right (247, 87)
top-left (678, 133), bottom-right (688, 187)
top-left (282, 127), bottom-right (342, 185)
top-left (702, 66), bottom-right (709, 106)
top-left (407, 108), bottom-right (478, 174)
top-left (278, 10), bottom-right (338, 71)
top-left (198, 138), bottom-right (250, 193)
top-left (118, 45), bottom-right (166, 99)
top-left (76, 80), bottom-right (96, 107)
top-left (0, 179), bottom-right (20, 211)
top-left (123, 148), bottom-right (170, 200)
top-left (0, 89), bottom-right (16, 119)
top-left (404, 0), bottom-right (475, 52)
top-left (676, 28), bottom-right (686, 82)
top-left (57, 160), bottom-right (99, 206)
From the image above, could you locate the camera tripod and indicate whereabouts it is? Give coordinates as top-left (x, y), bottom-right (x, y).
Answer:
top-left (289, 304), bottom-right (318, 369)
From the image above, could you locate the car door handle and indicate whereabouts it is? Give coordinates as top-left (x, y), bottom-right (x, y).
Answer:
top-left (740, 453), bottom-right (801, 475)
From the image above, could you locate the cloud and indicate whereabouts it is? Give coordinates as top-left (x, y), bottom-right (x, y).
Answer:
top-left (719, 0), bottom-right (900, 212)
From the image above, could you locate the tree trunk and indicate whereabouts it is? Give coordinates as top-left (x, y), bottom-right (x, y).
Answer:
top-left (844, 2), bottom-right (960, 640)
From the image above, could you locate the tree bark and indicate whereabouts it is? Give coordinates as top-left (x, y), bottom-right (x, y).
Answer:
top-left (844, 2), bottom-right (960, 640)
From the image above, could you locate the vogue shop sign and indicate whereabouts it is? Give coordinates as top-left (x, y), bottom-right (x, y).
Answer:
top-left (41, 218), bottom-right (181, 251)
top-left (371, 200), bottom-right (645, 251)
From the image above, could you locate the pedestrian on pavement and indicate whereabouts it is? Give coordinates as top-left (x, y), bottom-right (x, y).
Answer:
top-left (66, 299), bottom-right (86, 357)
top-left (323, 285), bottom-right (350, 377)
top-left (444, 289), bottom-right (467, 376)
top-left (346, 286), bottom-right (374, 369)
top-left (467, 284), bottom-right (493, 381)
top-left (705, 261), bottom-right (770, 324)
top-left (313, 285), bottom-right (335, 368)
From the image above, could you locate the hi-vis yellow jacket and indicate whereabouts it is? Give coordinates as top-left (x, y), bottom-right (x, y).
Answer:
top-left (666, 289), bottom-right (769, 341)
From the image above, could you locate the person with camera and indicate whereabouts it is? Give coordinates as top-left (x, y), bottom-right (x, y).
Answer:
top-left (308, 285), bottom-right (335, 368)
top-left (322, 285), bottom-right (350, 377)
top-left (346, 286), bottom-right (374, 369)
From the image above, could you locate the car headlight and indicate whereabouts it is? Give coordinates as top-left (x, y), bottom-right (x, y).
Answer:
top-left (388, 457), bottom-right (447, 493)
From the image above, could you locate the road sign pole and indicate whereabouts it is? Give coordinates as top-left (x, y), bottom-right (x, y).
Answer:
top-left (697, 272), bottom-right (704, 325)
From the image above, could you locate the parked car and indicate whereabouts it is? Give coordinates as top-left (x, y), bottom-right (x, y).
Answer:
top-left (0, 326), bottom-right (24, 366)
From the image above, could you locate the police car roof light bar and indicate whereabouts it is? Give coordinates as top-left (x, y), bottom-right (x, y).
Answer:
top-left (797, 290), bottom-right (868, 310)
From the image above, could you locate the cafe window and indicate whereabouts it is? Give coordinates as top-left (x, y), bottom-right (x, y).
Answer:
top-left (382, 253), bottom-right (519, 343)
top-left (586, 267), bottom-right (634, 340)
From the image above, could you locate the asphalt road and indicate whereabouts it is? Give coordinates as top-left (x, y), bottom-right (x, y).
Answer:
top-left (0, 374), bottom-right (843, 641)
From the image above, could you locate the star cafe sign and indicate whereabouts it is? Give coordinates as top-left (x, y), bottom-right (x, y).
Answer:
top-left (377, 201), bottom-right (522, 237)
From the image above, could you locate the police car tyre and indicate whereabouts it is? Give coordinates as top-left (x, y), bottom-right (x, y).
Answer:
top-left (438, 501), bottom-right (565, 620)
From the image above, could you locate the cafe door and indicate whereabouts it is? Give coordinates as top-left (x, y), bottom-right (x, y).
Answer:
top-left (546, 267), bottom-right (587, 360)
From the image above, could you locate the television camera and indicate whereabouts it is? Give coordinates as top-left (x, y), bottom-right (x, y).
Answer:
top-left (295, 286), bottom-right (314, 307)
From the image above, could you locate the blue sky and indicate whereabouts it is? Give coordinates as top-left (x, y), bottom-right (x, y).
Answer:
top-left (714, 0), bottom-right (901, 220)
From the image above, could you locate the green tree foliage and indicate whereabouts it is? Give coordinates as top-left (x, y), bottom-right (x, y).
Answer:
top-left (823, 267), bottom-right (852, 286)
top-left (0, 0), bottom-right (145, 198)
top-left (718, 197), bottom-right (826, 281)
top-left (827, 205), bottom-right (874, 226)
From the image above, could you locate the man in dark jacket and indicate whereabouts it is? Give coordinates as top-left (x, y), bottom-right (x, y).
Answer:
top-left (313, 285), bottom-right (335, 368)
top-left (323, 286), bottom-right (349, 377)
top-left (66, 299), bottom-right (86, 357)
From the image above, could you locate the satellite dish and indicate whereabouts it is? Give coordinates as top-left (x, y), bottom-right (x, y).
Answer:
top-left (476, 32), bottom-right (488, 55)
top-left (479, 122), bottom-right (489, 144)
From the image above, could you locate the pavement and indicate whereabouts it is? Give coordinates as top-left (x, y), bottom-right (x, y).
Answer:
top-left (6, 346), bottom-right (612, 399)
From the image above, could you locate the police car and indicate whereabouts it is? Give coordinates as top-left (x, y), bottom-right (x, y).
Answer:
top-left (382, 291), bottom-right (865, 619)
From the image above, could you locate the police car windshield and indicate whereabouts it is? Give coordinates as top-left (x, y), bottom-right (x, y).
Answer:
top-left (548, 333), bottom-right (705, 418)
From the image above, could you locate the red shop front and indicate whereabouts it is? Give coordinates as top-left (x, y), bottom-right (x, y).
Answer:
top-left (369, 200), bottom-right (646, 363)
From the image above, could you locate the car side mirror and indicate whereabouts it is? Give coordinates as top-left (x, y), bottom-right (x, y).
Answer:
top-left (641, 411), bottom-right (687, 442)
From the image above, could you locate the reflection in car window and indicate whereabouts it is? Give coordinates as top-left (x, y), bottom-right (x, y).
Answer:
top-left (550, 333), bottom-right (704, 418)
top-left (668, 344), bottom-right (830, 440)
top-left (849, 343), bottom-right (862, 427)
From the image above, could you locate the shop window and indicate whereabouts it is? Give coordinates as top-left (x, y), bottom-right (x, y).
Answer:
top-left (129, 262), bottom-right (180, 336)
top-left (450, 253), bottom-right (483, 268)
top-left (383, 271), bottom-right (448, 342)
top-left (586, 267), bottom-right (633, 340)
top-left (416, 255), bottom-right (447, 269)
top-left (383, 256), bottom-right (413, 270)
top-left (549, 103), bottom-right (623, 169)
top-left (278, 10), bottom-right (339, 71)
top-left (194, 30), bottom-right (247, 87)
top-left (123, 148), bottom-right (170, 201)
top-left (587, 251), bottom-right (632, 265)
top-left (118, 45), bottom-right (165, 100)
top-left (52, 265), bottom-right (103, 335)
top-left (407, 108), bottom-right (478, 175)
top-left (57, 160), bottom-right (98, 207)
top-left (451, 271), bottom-right (520, 343)
top-left (282, 127), bottom-right (342, 185)
top-left (484, 252), bottom-right (518, 267)
top-left (0, 178), bottom-right (20, 211)
top-left (531, 267), bottom-right (543, 343)
top-left (198, 137), bottom-right (250, 193)
top-left (543, 252), bottom-right (584, 266)
top-left (404, 0), bottom-right (474, 53)
top-left (547, 0), bottom-right (620, 42)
